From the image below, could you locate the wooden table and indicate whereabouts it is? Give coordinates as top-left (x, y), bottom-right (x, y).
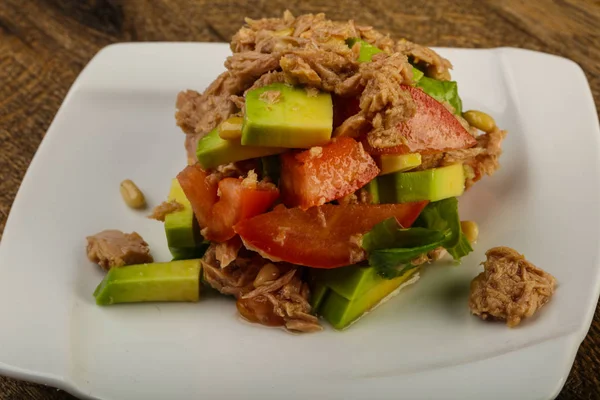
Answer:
top-left (1, 1), bottom-right (599, 398)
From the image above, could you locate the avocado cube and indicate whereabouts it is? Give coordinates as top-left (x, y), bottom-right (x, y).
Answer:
top-left (164, 178), bottom-right (201, 251)
top-left (378, 163), bottom-right (465, 203)
top-left (378, 153), bottom-right (422, 175)
top-left (365, 179), bottom-right (380, 204)
top-left (169, 245), bottom-right (208, 261)
top-left (312, 266), bottom-right (419, 330)
top-left (93, 259), bottom-right (202, 305)
top-left (196, 128), bottom-right (284, 169)
top-left (242, 83), bottom-right (333, 148)
top-left (310, 280), bottom-right (329, 310)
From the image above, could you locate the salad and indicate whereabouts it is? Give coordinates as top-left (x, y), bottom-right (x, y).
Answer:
top-left (89, 11), bottom-right (507, 333)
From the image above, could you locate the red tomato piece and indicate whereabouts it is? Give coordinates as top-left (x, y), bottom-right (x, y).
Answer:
top-left (280, 137), bottom-right (380, 210)
top-left (177, 165), bottom-right (279, 242)
top-left (209, 178), bottom-right (280, 242)
top-left (234, 202), bottom-right (428, 269)
top-left (364, 86), bottom-right (476, 155)
top-left (176, 164), bottom-right (218, 228)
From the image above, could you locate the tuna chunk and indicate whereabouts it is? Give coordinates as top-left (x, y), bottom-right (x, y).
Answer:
top-left (86, 230), bottom-right (153, 271)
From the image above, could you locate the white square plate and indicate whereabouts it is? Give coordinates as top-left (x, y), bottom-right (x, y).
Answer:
top-left (0, 43), bottom-right (599, 400)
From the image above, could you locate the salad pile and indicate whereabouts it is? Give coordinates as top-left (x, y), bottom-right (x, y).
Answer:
top-left (92, 11), bottom-right (506, 333)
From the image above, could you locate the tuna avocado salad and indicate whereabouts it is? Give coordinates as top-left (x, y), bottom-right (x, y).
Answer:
top-left (89, 11), bottom-right (507, 333)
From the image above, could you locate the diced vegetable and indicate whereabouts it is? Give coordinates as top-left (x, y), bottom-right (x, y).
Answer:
top-left (313, 266), bottom-right (418, 329)
top-left (209, 177), bottom-right (279, 242)
top-left (177, 165), bottom-right (218, 228)
top-left (196, 128), bottom-right (284, 170)
top-left (234, 202), bottom-right (428, 269)
top-left (363, 218), bottom-right (446, 278)
top-left (417, 76), bottom-right (463, 115)
top-left (378, 153), bottom-right (422, 175)
top-left (363, 86), bottom-right (476, 155)
top-left (169, 246), bottom-right (209, 261)
top-left (365, 179), bottom-right (380, 204)
top-left (416, 198), bottom-right (473, 259)
top-left (362, 198), bottom-right (473, 279)
top-left (242, 83), bottom-right (333, 148)
top-left (378, 163), bottom-right (465, 203)
top-left (218, 116), bottom-right (244, 140)
top-left (177, 165), bottom-right (279, 242)
top-left (164, 178), bottom-right (205, 259)
top-left (280, 137), bottom-right (379, 209)
top-left (446, 233), bottom-right (473, 260)
top-left (94, 259), bottom-right (202, 305)
top-left (415, 197), bottom-right (461, 248)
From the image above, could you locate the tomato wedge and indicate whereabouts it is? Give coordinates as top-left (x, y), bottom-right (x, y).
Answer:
top-left (177, 165), bottom-right (279, 242)
top-left (280, 137), bottom-right (379, 209)
top-left (177, 164), bottom-right (218, 228)
top-left (209, 178), bottom-right (280, 242)
top-left (234, 202), bottom-right (428, 268)
top-left (364, 86), bottom-right (476, 155)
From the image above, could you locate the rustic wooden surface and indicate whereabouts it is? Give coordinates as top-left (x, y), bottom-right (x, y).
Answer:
top-left (0, 0), bottom-right (599, 398)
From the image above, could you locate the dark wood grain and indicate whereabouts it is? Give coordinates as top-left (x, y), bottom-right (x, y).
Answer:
top-left (0, 1), bottom-right (599, 398)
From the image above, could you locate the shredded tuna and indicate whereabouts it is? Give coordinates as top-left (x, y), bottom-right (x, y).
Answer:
top-left (464, 128), bottom-right (507, 188)
top-left (201, 245), bottom-right (262, 297)
top-left (469, 247), bottom-right (556, 327)
top-left (215, 162), bottom-right (245, 179)
top-left (86, 230), bottom-right (153, 271)
top-left (148, 200), bottom-right (184, 222)
top-left (242, 269), bottom-right (296, 299)
top-left (215, 238), bottom-right (243, 268)
top-left (177, 11), bottom-right (461, 162)
top-left (202, 245), bottom-right (321, 332)
top-left (261, 273), bottom-right (322, 333)
top-left (415, 127), bottom-right (506, 188)
top-left (395, 39), bottom-right (453, 81)
top-left (356, 24), bottom-right (395, 53)
top-left (356, 53), bottom-right (416, 148)
top-left (229, 95), bottom-right (245, 110)
top-left (410, 247), bottom-right (447, 266)
top-left (177, 53), bottom-right (280, 162)
top-left (333, 114), bottom-right (368, 138)
top-left (305, 87), bottom-right (319, 97)
top-left (258, 90), bottom-right (281, 104)
top-left (246, 71), bottom-right (287, 93)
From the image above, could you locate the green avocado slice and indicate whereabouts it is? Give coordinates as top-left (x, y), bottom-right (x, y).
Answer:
top-left (378, 163), bottom-right (465, 203)
top-left (242, 83), bottom-right (333, 148)
top-left (164, 178), bottom-right (200, 249)
top-left (94, 259), bottom-right (202, 305)
top-left (311, 265), bottom-right (419, 330)
top-left (196, 128), bottom-right (284, 169)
